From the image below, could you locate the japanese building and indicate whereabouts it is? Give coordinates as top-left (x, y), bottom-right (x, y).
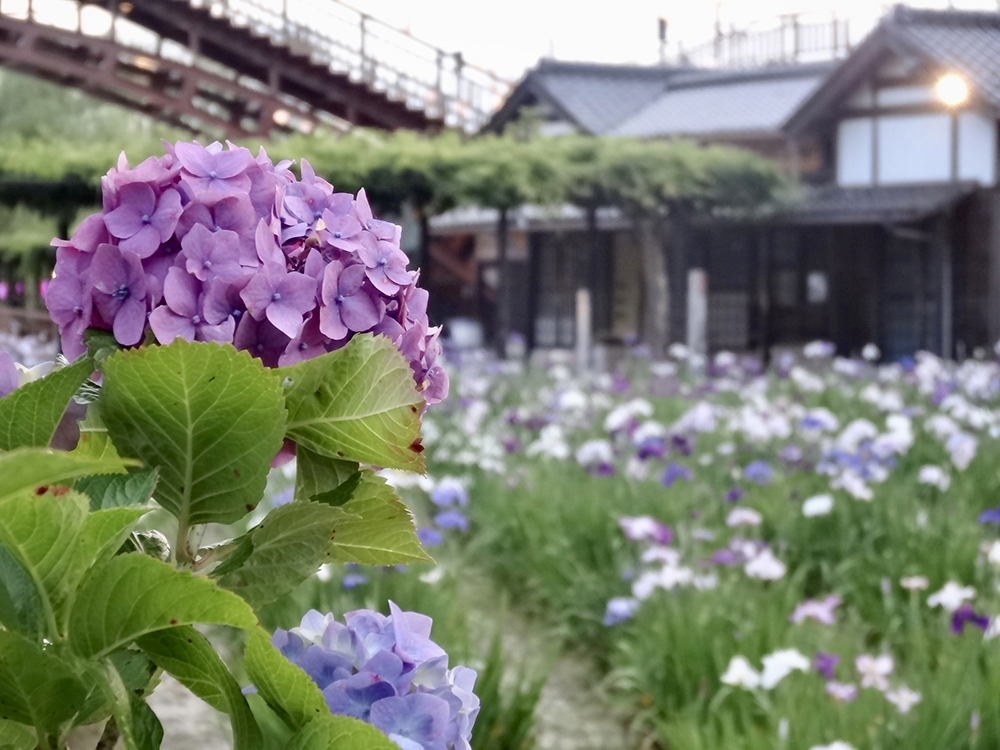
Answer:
top-left (428, 6), bottom-right (1000, 361)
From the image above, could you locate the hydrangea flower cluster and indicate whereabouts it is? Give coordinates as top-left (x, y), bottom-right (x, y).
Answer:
top-left (274, 604), bottom-right (478, 750)
top-left (44, 140), bottom-right (447, 403)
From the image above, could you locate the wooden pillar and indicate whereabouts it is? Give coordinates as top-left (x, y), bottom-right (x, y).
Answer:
top-left (937, 213), bottom-right (954, 358)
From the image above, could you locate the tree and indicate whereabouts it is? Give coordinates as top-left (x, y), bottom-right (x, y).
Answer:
top-left (582, 138), bottom-right (781, 358)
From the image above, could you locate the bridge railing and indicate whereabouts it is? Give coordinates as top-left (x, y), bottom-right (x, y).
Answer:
top-left (195, 0), bottom-right (510, 131)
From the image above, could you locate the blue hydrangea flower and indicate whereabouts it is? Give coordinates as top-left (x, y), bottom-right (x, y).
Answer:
top-left (430, 478), bottom-right (469, 507)
top-left (273, 603), bottom-right (479, 750)
top-left (979, 506), bottom-right (1000, 525)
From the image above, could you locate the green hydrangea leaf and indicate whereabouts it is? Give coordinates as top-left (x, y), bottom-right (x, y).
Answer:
top-left (0, 357), bottom-right (92, 451)
top-left (0, 448), bottom-right (133, 504)
top-left (0, 487), bottom-right (89, 636)
top-left (76, 470), bottom-right (158, 511)
top-left (293, 446), bottom-right (358, 504)
top-left (281, 714), bottom-right (397, 750)
top-left (99, 341), bottom-right (287, 526)
top-left (97, 658), bottom-right (163, 750)
top-left (215, 502), bottom-right (343, 610)
top-left (326, 471), bottom-right (433, 566)
top-left (0, 629), bottom-right (90, 734)
top-left (68, 553), bottom-right (258, 659)
top-left (0, 718), bottom-right (35, 750)
top-left (0, 545), bottom-right (40, 636)
top-left (244, 627), bottom-right (328, 730)
top-left (279, 335), bottom-right (425, 472)
top-left (137, 626), bottom-right (262, 750)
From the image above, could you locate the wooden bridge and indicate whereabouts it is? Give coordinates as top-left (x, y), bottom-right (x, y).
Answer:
top-left (0, 0), bottom-right (510, 138)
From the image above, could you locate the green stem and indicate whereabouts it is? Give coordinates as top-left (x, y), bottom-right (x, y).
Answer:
top-left (175, 523), bottom-right (192, 567)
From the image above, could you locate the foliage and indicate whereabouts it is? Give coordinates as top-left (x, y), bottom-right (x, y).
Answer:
top-left (0, 327), bottom-right (440, 750)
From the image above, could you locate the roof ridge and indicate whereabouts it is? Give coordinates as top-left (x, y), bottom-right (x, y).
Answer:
top-left (890, 4), bottom-right (1000, 29)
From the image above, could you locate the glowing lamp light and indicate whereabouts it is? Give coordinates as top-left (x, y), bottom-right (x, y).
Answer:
top-left (936, 73), bottom-right (969, 107)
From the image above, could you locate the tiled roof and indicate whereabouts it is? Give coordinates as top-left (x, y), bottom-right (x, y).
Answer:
top-left (785, 6), bottom-right (1000, 134)
top-left (899, 9), bottom-right (1000, 110)
top-left (539, 67), bottom-right (673, 135)
top-left (773, 183), bottom-right (977, 225)
top-left (483, 60), bottom-right (676, 135)
top-left (611, 64), bottom-right (832, 138)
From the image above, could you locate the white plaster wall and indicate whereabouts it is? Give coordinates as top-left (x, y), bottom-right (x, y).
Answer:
top-left (837, 118), bottom-right (873, 186)
top-left (958, 110), bottom-right (997, 185)
top-left (878, 113), bottom-right (951, 184)
top-left (875, 85), bottom-right (933, 108)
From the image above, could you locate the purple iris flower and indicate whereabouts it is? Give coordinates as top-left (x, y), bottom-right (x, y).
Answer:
top-left (319, 261), bottom-right (381, 340)
top-left (618, 516), bottom-right (673, 545)
top-left (342, 573), bottom-right (369, 590)
top-left (0, 352), bottom-right (16, 398)
top-left (434, 510), bottom-right (469, 533)
top-left (744, 460), bottom-right (774, 485)
top-left (636, 436), bottom-right (666, 461)
top-left (149, 269), bottom-right (236, 345)
top-left (357, 233), bottom-right (412, 296)
top-left (952, 605), bottom-right (991, 634)
top-left (240, 266), bottom-right (316, 339)
top-left (780, 444), bottom-right (804, 464)
top-left (416, 528), bottom-right (443, 547)
top-left (174, 141), bottom-right (253, 197)
top-left (662, 463), bottom-right (693, 489)
top-left (103, 183), bottom-right (182, 258)
top-left (604, 597), bottom-right (640, 626)
top-left (671, 434), bottom-right (693, 456)
top-left (430, 481), bottom-right (469, 507)
top-left (978, 507), bottom-right (1000, 525)
top-left (90, 244), bottom-right (148, 346)
top-left (813, 652), bottom-right (840, 679)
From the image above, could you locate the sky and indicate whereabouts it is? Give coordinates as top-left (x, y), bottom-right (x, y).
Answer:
top-left (345, 0), bottom-right (1000, 79)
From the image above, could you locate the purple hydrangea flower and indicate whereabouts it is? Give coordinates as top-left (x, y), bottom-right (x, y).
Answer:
top-left (724, 486), bottom-right (744, 503)
top-left (103, 183), bottom-right (182, 258)
top-left (273, 604), bottom-right (478, 750)
top-left (46, 139), bottom-right (448, 405)
top-left (90, 244), bottom-right (147, 346)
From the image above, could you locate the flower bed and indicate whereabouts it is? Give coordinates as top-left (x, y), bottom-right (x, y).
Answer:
top-left (410, 345), bottom-right (1000, 750)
